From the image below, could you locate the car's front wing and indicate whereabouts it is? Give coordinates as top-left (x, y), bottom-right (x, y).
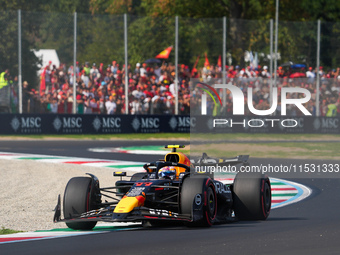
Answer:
top-left (53, 195), bottom-right (192, 224)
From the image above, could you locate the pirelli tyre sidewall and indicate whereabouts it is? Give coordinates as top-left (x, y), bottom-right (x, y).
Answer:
top-left (180, 176), bottom-right (217, 227)
top-left (232, 172), bottom-right (271, 220)
top-left (63, 176), bottom-right (100, 230)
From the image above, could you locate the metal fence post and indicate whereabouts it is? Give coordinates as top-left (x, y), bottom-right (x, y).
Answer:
top-left (73, 12), bottom-right (77, 114)
top-left (270, 19), bottom-right (273, 108)
top-left (316, 19), bottom-right (321, 117)
top-left (18, 9), bottom-right (22, 114)
top-left (175, 16), bottom-right (179, 115)
top-left (274, 0), bottom-right (279, 87)
top-left (124, 14), bottom-right (129, 114)
top-left (222, 16), bottom-right (226, 107)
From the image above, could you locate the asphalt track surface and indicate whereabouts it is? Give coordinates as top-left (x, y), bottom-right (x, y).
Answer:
top-left (1, 140), bottom-right (340, 255)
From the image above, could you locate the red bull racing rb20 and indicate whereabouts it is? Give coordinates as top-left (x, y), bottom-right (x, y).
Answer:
top-left (53, 145), bottom-right (271, 229)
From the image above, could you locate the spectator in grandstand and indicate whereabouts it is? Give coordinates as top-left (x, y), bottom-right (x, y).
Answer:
top-left (83, 62), bottom-right (91, 76)
top-left (261, 66), bottom-right (270, 78)
top-left (83, 96), bottom-right (93, 114)
top-left (105, 95), bottom-right (117, 114)
top-left (306, 67), bottom-right (315, 78)
top-left (115, 97), bottom-right (125, 114)
top-left (277, 66), bottom-right (285, 78)
top-left (44, 65), bottom-right (52, 93)
top-left (154, 65), bottom-right (161, 81)
top-left (57, 92), bottom-right (68, 113)
top-left (130, 96), bottom-right (142, 114)
top-left (50, 97), bottom-right (58, 113)
top-left (325, 97), bottom-right (338, 117)
top-left (22, 81), bottom-right (31, 113)
top-left (178, 95), bottom-right (190, 115)
top-left (75, 61), bottom-right (80, 77)
top-left (76, 94), bottom-right (84, 114)
top-left (98, 63), bottom-right (105, 82)
top-left (98, 98), bottom-right (106, 114)
top-left (90, 63), bottom-right (100, 83)
top-left (132, 84), bottom-right (144, 99)
top-left (306, 67), bottom-right (316, 84)
top-left (165, 96), bottom-right (175, 114)
top-left (67, 65), bottom-right (75, 86)
top-left (24, 52), bottom-right (340, 117)
top-left (140, 63), bottom-right (147, 77)
top-left (111, 61), bottom-right (118, 74)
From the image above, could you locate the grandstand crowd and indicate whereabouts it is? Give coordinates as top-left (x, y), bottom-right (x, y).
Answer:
top-left (18, 61), bottom-right (340, 116)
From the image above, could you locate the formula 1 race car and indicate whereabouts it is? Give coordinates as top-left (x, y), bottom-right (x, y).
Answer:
top-left (53, 145), bottom-right (271, 229)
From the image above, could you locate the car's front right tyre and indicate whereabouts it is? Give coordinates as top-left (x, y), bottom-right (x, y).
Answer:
top-left (180, 176), bottom-right (217, 227)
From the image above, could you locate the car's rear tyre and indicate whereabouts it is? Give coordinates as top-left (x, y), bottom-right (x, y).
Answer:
top-left (63, 177), bottom-right (100, 230)
top-left (130, 172), bottom-right (148, 182)
top-left (180, 176), bottom-right (217, 227)
top-left (232, 172), bottom-right (271, 220)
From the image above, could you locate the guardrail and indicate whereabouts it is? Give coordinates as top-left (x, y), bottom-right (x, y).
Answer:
top-left (0, 114), bottom-right (338, 134)
top-left (1, 114), bottom-right (190, 134)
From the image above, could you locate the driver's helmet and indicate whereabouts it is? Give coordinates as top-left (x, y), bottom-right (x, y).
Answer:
top-left (158, 166), bottom-right (176, 179)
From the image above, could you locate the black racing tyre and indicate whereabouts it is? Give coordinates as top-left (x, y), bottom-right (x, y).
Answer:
top-left (63, 177), bottom-right (99, 230)
top-left (232, 172), bottom-right (271, 220)
top-left (130, 172), bottom-right (148, 182)
top-left (180, 176), bottom-right (217, 227)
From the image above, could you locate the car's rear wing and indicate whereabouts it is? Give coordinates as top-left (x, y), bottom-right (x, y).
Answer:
top-left (191, 153), bottom-right (249, 166)
top-left (190, 153), bottom-right (250, 179)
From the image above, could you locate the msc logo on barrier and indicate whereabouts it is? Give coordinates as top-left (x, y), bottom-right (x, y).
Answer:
top-left (313, 118), bottom-right (339, 133)
top-left (168, 116), bottom-right (195, 132)
top-left (132, 117), bottom-right (160, 133)
top-left (53, 117), bottom-right (82, 133)
top-left (10, 116), bottom-right (42, 133)
top-left (92, 117), bottom-right (122, 133)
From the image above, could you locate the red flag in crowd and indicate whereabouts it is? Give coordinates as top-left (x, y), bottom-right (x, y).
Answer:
top-left (217, 55), bottom-right (222, 68)
top-left (191, 55), bottom-right (200, 76)
top-left (40, 67), bottom-right (46, 95)
top-left (204, 52), bottom-right (210, 68)
top-left (155, 46), bottom-right (173, 59)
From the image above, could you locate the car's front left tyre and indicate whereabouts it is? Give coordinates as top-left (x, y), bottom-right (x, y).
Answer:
top-left (63, 177), bottom-right (100, 230)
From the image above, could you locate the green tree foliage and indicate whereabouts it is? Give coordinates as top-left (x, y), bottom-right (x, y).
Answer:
top-left (0, 10), bottom-right (39, 86)
top-left (77, 13), bottom-right (125, 65)
top-left (0, 0), bottom-right (91, 87)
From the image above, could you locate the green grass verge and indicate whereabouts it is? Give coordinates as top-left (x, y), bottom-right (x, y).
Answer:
top-left (190, 133), bottom-right (340, 141)
top-left (0, 227), bottom-right (23, 235)
top-left (190, 142), bottom-right (340, 160)
top-left (0, 132), bottom-right (338, 159)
